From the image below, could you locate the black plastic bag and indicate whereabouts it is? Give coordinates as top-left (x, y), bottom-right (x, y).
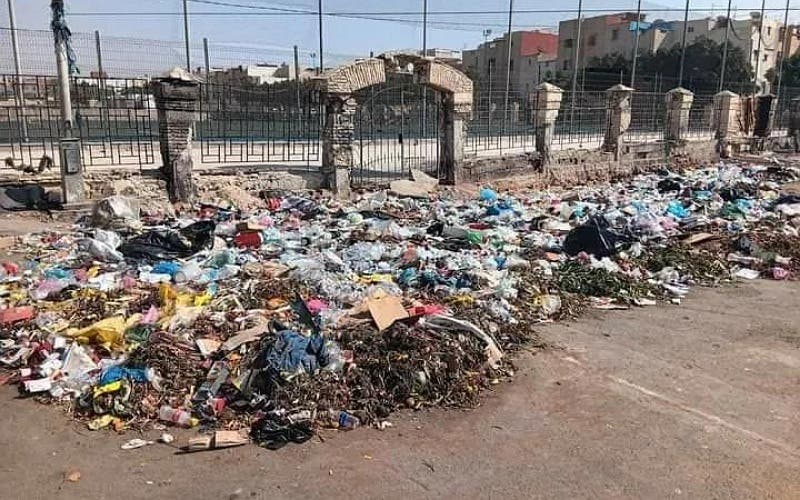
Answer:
top-left (119, 220), bottom-right (215, 261)
top-left (250, 413), bottom-right (314, 450)
top-left (657, 178), bottom-right (682, 193)
top-left (563, 217), bottom-right (626, 258)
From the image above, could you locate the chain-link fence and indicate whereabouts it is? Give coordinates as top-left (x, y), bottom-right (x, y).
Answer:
top-left (0, 27), bottom-right (353, 79)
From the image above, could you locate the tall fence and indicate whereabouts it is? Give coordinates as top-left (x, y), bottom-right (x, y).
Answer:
top-left (0, 27), bottom-right (355, 80)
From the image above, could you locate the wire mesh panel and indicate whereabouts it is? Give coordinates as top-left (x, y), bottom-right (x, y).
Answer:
top-left (685, 93), bottom-right (715, 141)
top-left (197, 83), bottom-right (321, 168)
top-left (352, 80), bottom-right (441, 187)
top-left (552, 91), bottom-right (608, 149)
top-left (465, 90), bottom-right (534, 155)
top-left (626, 92), bottom-right (665, 143)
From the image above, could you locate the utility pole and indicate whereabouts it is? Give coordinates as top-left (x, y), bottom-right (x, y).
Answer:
top-left (719, 0), bottom-right (732, 91)
top-left (203, 37), bottom-right (210, 82)
top-left (7, 0), bottom-right (28, 141)
top-left (318, 0), bottom-right (324, 74)
top-left (502, 0), bottom-right (514, 150)
top-left (630, 0), bottom-right (642, 89)
top-left (678, 0), bottom-right (690, 87)
top-left (182, 0), bottom-right (191, 71)
top-left (51, 0), bottom-right (84, 202)
top-left (753, 0), bottom-right (766, 93)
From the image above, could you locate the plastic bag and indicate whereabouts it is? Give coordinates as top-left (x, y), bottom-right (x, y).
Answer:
top-left (119, 220), bottom-right (215, 261)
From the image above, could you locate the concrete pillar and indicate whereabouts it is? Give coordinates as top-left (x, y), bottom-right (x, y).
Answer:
top-left (603, 84), bottom-right (634, 158)
top-left (321, 92), bottom-right (355, 198)
top-left (665, 87), bottom-right (694, 141)
top-left (152, 71), bottom-right (200, 203)
top-left (788, 97), bottom-right (800, 153)
top-left (440, 92), bottom-right (469, 185)
top-left (532, 82), bottom-right (563, 166)
top-left (713, 90), bottom-right (740, 159)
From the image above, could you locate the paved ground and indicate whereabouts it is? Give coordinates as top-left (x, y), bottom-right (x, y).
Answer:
top-left (0, 279), bottom-right (798, 499)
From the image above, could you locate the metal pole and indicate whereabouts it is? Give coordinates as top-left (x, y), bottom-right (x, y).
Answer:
top-left (502, 0), bottom-right (514, 150)
top-left (719, 0), bottom-right (732, 92)
top-left (318, 0), bottom-right (324, 74)
top-left (182, 0), bottom-right (191, 71)
top-left (203, 37), bottom-right (210, 80)
top-left (7, 0), bottom-right (28, 141)
top-left (753, 0), bottom-right (766, 92)
top-left (294, 45), bottom-right (302, 116)
top-left (422, 0), bottom-right (428, 139)
top-left (630, 0), bottom-right (642, 89)
top-left (775, 0), bottom-right (790, 98)
top-left (94, 30), bottom-right (104, 78)
top-left (678, 0), bottom-right (690, 87)
top-left (570, 0), bottom-right (583, 130)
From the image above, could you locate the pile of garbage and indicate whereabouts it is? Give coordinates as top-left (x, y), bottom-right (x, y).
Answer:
top-left (1, 162), bottom-right (799, 450)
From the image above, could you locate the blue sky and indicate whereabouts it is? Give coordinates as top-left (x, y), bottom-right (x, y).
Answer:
top-left (3, 0), bottom-right (798, 66)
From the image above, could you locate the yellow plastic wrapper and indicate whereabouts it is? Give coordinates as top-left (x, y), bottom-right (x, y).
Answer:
top-left (66, 316), bottom-right (137, 350)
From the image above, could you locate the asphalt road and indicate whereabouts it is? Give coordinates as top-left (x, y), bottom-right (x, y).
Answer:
top-left (0, 279), bottom-right (798, 499)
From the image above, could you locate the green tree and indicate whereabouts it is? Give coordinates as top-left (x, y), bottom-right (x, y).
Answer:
top-left (638, 37), bottom-right (751, 91)
top-left (766, 53), bottom-right (800, 89)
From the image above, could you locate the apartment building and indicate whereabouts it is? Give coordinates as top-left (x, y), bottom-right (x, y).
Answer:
top-left (558, 11), bottom-right (795, 86)
top-left (462, 30), bottom-right (558, 95)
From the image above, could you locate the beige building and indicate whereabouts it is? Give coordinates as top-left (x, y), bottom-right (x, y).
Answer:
top-left (558, 11), bottom-right (792, 87)
top-left (463, 30), bottom-right (558, 96)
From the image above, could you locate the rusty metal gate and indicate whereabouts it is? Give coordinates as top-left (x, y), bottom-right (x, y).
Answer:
top-left (352, 77), bottom-right (441, 187)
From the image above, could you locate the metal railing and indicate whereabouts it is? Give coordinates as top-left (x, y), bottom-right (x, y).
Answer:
top-left (196, 82), bottom-right (321, 168)
top-left (0, 74), bottom-right (157, 171)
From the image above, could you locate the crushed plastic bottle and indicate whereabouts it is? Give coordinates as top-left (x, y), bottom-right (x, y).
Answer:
top-left (158, 405), bottom-right (199, 427)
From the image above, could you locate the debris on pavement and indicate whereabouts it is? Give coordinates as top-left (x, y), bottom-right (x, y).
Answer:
top-left (2, 160), bottom-right (800, 450)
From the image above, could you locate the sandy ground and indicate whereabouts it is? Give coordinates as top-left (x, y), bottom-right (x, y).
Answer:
top-left (0, 277), bottom-right (798, 499)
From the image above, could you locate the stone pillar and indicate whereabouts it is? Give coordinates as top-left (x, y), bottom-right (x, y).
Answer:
top-left (153, 72), bottom-right (200, 203)
top-left (713, 90), bottom-right (740, 159)
top-left (603, 84), bottom-right (634, 158)
top-left (440, 93), bottom-right (469, 185)
top-left (532, 82), bottom-right (563, 166)
top-left (788, 97), bottom-right (800, 153)
top-left (665, 87), bottom-right (694, 141)
top-left (321, 92), bottom-right (355, 198)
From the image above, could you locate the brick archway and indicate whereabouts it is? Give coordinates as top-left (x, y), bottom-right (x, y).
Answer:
top-left (315, 56), bottom-right (473, 195)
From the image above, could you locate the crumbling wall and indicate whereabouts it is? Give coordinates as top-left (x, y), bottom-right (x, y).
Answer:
top-left (461, 140), bottom-right (717, 188)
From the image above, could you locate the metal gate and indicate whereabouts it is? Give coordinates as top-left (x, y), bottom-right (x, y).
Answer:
top-left (352, 79), bottom-right (441, 186)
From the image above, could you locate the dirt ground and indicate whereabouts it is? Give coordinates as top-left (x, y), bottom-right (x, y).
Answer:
top-left (0, 277), bottom-right (797, 499)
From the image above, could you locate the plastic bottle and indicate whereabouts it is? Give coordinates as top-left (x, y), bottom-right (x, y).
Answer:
top-left (158, 405), bottom-right (199, 427)
top-left (333, 410), bottom-right (360, 430)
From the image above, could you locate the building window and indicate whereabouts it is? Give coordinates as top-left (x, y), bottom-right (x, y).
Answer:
top-left (611, 29), bottom-right (619, 40)
top-left (779, 27), bottom-right (786, 41)
top-left (763, 53), bottom-right (768, 62)
top-left (688, 26), bottom-right (694, 33)
top-left (588, 34), bottom-right (597, 47)
top-left (510, 60), bottom-right (514, 71)
top-left (563, 59), bottom-right (569, 70)
top-left (564, 39), bottom-right (574, 49)
top-left (767, 26), bottom-right (772, 36)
